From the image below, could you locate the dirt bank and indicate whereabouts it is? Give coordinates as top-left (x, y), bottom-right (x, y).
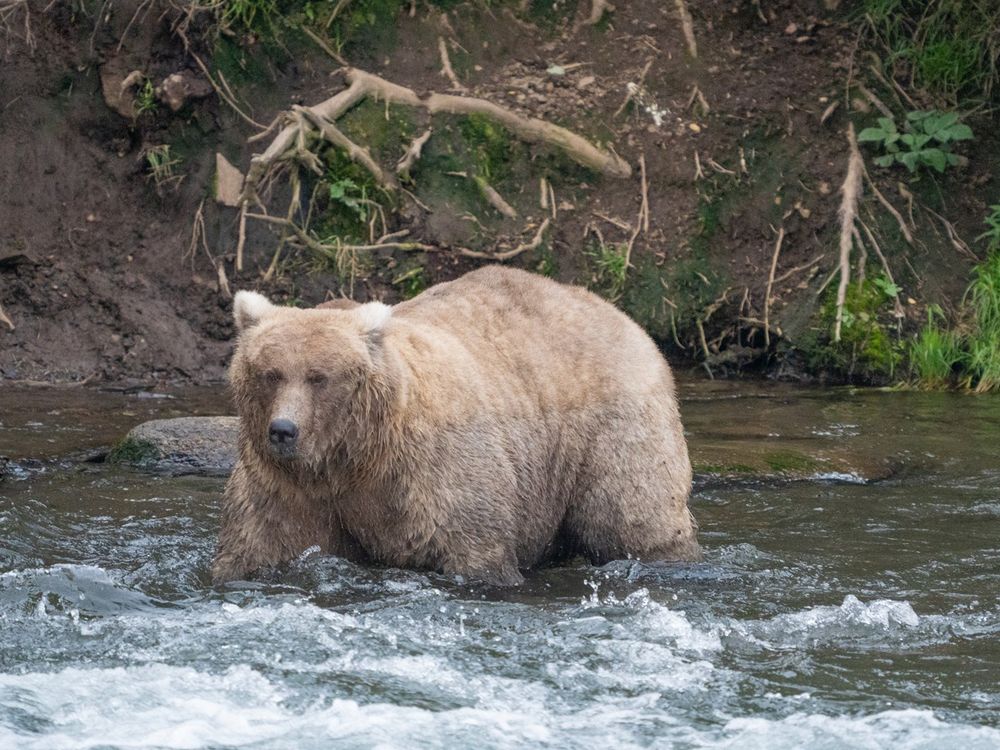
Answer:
top-left (0, 0), bottom-right (995, 385)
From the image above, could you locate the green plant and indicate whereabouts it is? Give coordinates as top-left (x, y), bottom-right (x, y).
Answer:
top-left (976, 204), bottom-right (1000, 252)
top-left (135, 77), bottom-right (157, 115)
top-left (328, 177), bottom-right (369, 222)
top-left (963, 250), bottom-right (1000, 392)
top-left (586, 241), bottom-right (629, 301)
top-left (909, 304), bottom-right (962, 387)
top-left (861, 0), bottom-right (1000, 103)
top-left (858, 111), bottom-right (973, 173)
top-left (217, 0), bottom-right (279, 34)
top-left (144, 145), bottom-right (183, 192)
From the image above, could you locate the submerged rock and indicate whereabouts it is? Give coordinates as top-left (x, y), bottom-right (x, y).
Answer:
top-left (109, 417), bottom-right (238, 476)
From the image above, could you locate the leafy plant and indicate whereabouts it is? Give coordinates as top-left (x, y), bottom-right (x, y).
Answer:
top-left (858, 111), bottom-right (973, 173)
top-left (135, 78), bottom-right (157, 115)
top-left (328, 177), bottom-right (369, 222)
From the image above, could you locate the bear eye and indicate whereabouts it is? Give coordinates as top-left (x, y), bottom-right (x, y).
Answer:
top-left (262, 369), bottom-right (283, 385)
top-left (306, 372), bottom-right (327, 387)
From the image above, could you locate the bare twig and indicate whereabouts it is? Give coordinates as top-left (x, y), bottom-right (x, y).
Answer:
top-left (772, 253), bottom-right (824, 285)
top-left (639, 153), bottom-right (650, 235)
top-left (763, 225), bottom-right (785, 348)
top-left (438, 37), bottom-right (467, 92)
top-left (457, 218), bottom-right (550, 261)
top-left (236, 202), bottom-right (248, 272)
top-left (862, 166), bottom-right (913, 244)
top-left (674, 0), bottom-right (698, 58)
top-left (923, 206), bottom-right (979, 261)
top-left (302, 26), bottom-right (347, 65)
top-left (859, 219), bottom-right (904, 319)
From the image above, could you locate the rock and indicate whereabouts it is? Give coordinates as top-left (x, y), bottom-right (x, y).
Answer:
top-left (109, 416), bottom-right (239, 476)
top-left (157, 71), bottom-right (214, 112)
top-left (214, 153), bottom-right (244, 208)
top-left (99, 61), bottom-right (144, 118)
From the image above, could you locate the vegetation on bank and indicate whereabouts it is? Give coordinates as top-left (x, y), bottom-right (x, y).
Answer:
top-left (37, 0), bottom-right (998, 389)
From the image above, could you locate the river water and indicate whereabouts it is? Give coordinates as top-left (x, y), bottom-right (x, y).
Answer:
top-left (1, 382), bottom-right (998, 749)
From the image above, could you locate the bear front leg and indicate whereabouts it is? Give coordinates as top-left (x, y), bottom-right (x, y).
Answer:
top-left (440, 544), bottom-right (525, 587)
top-left (212, 459), bottom-right (335, 583)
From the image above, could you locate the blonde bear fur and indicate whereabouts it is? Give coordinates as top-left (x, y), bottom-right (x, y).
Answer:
top-left (213, 266), bottom-right (699, 585)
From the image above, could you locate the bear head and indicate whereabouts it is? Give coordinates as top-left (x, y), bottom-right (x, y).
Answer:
top-left (229, 290), bottom-right (395, 471)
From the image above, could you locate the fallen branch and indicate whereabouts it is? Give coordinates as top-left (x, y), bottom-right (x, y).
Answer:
top-left (763, 225), bottom-right (785, 348)
top-left (834, 123), bottom-right (863, 342)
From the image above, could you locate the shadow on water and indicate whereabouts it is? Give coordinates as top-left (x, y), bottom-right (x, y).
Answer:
top-left (1, 381), bottom-right (999, 748)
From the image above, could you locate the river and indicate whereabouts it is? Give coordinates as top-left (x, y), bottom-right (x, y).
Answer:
top-left (1, 381), bottom-right (998, 748)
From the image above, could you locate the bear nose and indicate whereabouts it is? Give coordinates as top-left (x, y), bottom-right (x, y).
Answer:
top-left (268, 418), bottom-right (299, 446)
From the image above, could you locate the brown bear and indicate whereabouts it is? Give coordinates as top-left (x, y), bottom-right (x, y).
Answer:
top-left (213, 266), bottom-right (699, 585)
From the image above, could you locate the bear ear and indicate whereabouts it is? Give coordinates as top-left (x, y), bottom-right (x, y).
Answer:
top-left (233, 290), bottom-right (275, 332)
top-left (355, 301), bottom-right (392, 355)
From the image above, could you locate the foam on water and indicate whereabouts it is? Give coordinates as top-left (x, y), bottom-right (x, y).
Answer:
top-left (4, 385), bottom-right (1000, 748)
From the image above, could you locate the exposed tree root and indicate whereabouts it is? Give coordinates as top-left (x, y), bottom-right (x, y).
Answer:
top-left (834, 123), bottom-right (863, 342)
top-left (674, 0), bottom-right (698, 58)
top-left (585, 0), bottom-right (614, 26)
top-left (0, 300), bottom-right (13, 331)
top-left (438, 37), bottom-right (466, 92)
top-left (1, 0), bottom-right (35, 56)
top-left (446, 171), bottom-right (517, 219)
top-left (295, 105), bottom-right (398, 191)
top-left (243, 67), bottom-right (630, 209)
top-left (396, 127), bottom-right (432, 178)
top-left (764, 225), bottom-right (785, 348)
top-left (233, 67), bottom-right (630, 276)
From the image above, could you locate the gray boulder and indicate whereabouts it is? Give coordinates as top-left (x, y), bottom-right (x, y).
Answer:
top-left (109, 416), bottom-right (239, 476)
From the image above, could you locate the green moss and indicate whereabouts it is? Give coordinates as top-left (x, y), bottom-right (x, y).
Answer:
top-left (801, 276), bottom-right (905, 381)
top-left (763, 450), bottom-right (819, 474)
top-left (693, 462), bottom-right (760, 476)
top-left (107, 438), bottom-right (159, 466)
top-left (459, 114), bottom-right (513, 181)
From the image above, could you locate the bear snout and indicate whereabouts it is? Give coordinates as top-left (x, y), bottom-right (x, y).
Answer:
top-left (268, 418), bottom-right (299, 455)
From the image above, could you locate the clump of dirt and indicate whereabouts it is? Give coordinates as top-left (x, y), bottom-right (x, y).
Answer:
top-left (0, 0), bottom-right (995, 385)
